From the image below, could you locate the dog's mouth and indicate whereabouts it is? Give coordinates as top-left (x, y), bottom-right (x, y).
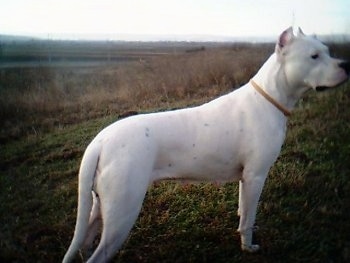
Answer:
top-left (315, 86), bottom-right (329, 92)
top-left (315, 78), bottom-right (349, 92)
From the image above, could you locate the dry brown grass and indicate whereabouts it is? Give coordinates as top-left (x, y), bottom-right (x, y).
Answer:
top-left (0, 44), bottom-right (274, 141)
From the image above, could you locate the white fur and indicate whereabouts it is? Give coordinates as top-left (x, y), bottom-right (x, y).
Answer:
top-left (63, 27), bottom-right (349, 262)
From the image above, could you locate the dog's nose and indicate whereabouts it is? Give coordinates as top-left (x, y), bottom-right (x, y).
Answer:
top-left (339, 61), bottom-right (350, 75)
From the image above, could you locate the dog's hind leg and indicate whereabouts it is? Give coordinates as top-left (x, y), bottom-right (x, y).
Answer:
top-left (237, 180), bottom-right (243, 216)
top-left (86, 167), bottom-right (151, 263)
top-left (87, 190), bottom-right (147, 262)
top-left (83, 191), bottom-right (102, 252)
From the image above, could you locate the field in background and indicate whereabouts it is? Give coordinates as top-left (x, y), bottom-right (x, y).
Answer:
top-left (0, 40), bottom-right (273, 142)
top-left (1, 40), bottom-right (350, 262)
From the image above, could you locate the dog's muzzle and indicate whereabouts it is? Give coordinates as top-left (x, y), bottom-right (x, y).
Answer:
top-left (316, 61), bottom-right (350, 92)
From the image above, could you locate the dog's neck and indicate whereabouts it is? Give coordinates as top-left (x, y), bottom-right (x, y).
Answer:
top-left (253, 53), bottom-right (306, 112)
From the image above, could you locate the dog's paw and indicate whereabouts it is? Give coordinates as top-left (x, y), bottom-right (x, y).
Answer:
top-left (241, 244), bottom-right (260, 253)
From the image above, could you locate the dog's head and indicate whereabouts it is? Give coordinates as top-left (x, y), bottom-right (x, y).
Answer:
top-left (275, 27), bottom-right (349, 93)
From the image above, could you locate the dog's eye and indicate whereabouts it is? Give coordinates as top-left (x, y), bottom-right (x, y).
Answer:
top-left (311, 54), bottom-right (319, 59)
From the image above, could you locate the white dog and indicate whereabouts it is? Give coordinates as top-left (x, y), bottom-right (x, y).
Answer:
top-left (63, 27), bottom-right (349, 262)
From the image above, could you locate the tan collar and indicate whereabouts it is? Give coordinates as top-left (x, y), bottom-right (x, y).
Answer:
top-left (250, 79), bottom-right (291, 117)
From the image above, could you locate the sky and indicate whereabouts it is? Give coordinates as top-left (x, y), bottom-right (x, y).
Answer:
top-left (0, 0), bottom-right (349, 40)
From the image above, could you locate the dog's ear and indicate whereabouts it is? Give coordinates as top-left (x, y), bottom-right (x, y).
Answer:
top-left (277, 27), bottom-right (294, 48)
top-left (297, 27), bottom-right (305, 36)
top-left (275, 27), bottom-right (294, 56)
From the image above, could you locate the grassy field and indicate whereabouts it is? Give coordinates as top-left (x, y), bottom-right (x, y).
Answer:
top-left (1, 41), bottom-right (350, 262)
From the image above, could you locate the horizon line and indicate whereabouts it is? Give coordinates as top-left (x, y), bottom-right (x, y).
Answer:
top-left (1, 32), bottom-right (350, 43)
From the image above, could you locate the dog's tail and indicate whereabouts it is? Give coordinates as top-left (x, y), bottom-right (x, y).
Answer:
top-left (62, 142), bottom-right (101, 263)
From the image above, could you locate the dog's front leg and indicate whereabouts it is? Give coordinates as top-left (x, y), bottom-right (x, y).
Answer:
top-left (237, 173), bottom-right (267, 252)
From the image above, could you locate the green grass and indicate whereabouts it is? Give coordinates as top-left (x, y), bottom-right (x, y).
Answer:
top-left (1, 43), bottom-right (350, 262)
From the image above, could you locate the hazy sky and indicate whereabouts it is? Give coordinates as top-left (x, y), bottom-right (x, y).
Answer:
top-left (0, 0), bottom-right (349, 40)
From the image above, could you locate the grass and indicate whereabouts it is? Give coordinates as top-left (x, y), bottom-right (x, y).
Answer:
top-left (0, 43), bottom-right (271, 141)
top-left (1, 42), bottom-right (350, 262)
